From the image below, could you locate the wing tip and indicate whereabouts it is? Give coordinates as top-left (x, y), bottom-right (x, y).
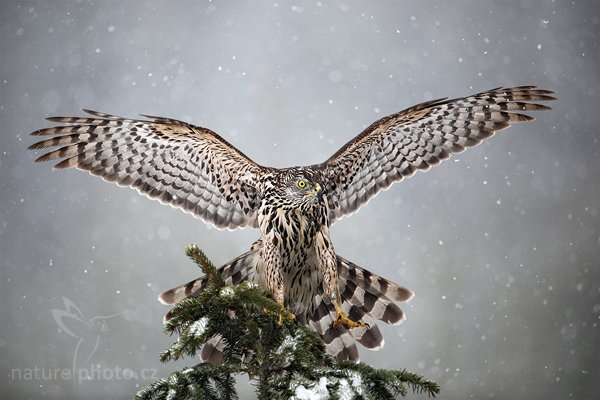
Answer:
top-left (53, 158), bottom-right (77, 169)
top-left (28, 141), bottom-right (43, 150)
top-left (511, 113), bottom-right (535, 123)
top-left (45, 116), bottom-right (68, 122)
top-left (33, 152), bottom-right (53, 163)
top-left (81, 108), bottom-right (99, 116)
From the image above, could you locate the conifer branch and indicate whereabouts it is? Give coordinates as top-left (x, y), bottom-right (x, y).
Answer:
top-left (136, 245), bottom-right (440, 399)
top-left (185, 244), bottom-right (225, 288)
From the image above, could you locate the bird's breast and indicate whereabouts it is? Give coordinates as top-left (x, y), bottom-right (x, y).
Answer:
top-left (258, 203), bottom-right (327, 251)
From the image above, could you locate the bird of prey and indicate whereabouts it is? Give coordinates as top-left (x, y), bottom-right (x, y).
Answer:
top-left (29, 86), bottom-right (555, 362)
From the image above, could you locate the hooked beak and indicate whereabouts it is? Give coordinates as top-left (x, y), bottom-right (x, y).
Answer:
top-left (316, 184), bottom-right (323, 200)
top-left (306, 184), bottom-right (323, 200)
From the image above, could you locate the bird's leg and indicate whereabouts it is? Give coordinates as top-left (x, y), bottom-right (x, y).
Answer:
top-left (264, 276), bottom-right (294, 324)
top-left (326, 280), bottom-right (367, 329)
top-left (263, 234), bottom-right (294, 324)
top-left (266, 264), bottom-right (295, 324)
top-left (332, 300), bottom-right (367, 329)
top-left (317, 226), bottom-right (367, 330)
top-left (276, 300), bottom-right (295, 324)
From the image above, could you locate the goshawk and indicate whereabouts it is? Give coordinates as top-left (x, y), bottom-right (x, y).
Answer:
top-left (29, 86), bottom-right (555, 362)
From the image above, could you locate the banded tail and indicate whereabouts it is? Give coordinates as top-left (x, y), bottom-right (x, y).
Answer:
top-left (158, 246), bottom-right (413, 363)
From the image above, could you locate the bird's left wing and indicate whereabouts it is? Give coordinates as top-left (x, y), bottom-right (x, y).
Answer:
top-left (29, 110), bottom-right (269, 229)
top-left (315, 86), bottom-right (555, 223)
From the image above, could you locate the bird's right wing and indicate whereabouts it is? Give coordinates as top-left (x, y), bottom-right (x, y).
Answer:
top-left (30, 110), bottom-right (269, 229)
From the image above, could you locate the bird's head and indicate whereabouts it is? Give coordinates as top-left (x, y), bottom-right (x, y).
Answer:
top-left (276, 168), bottom-right (325, 207)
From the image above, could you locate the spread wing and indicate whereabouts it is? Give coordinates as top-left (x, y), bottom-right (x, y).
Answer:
top-left (29, 110), bottom-right (269, 229)
top-left (316, 86), bottom-right (556, 222)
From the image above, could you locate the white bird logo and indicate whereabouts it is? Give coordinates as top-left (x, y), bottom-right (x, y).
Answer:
top-left (51, 297), bottom-right (122, 386)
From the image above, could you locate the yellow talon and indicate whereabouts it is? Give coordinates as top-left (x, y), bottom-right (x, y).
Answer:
top-left (332, 303), bottom-right (368, 329)
top-left (272, 301), bottom-right (295, 325)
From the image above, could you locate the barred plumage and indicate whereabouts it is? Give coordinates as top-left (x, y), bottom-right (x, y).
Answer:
top-left (30, 86), bottom-right (555, 361)
top-left (318, 86), bottom-right (555, 221)
top-left (30, 110), bottom-right (267, 229)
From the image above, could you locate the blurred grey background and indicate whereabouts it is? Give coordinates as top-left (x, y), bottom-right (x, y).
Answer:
top-left (1, 1), bottom-right (599, 399)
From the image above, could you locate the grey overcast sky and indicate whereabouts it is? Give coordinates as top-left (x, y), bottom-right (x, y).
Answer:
top-left (1, 1), bottom-right (598, 399)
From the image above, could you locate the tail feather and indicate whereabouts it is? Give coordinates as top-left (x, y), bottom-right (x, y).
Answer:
top-left (317, 255), bottom-right (413, 359)
top-left (157, 244), bottom-right (414, 364)
top-left (339, 294), bottom-right (384, 350)
top-left (309, 295), bottom-right (359, 361)
top-left (200, 336), bottom-right (224, 365)
top-left (337, 255), bottom-right (414, 302)
top-left (158, 242), bottom-right (261, 306)
top-left (339, 277), bottom-right (405, 326)
top-left (159, 242), bottom-right (262, 364)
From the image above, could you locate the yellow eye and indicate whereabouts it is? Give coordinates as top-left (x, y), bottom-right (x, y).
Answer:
top-left (297, 180), bottom-right (307, 189)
